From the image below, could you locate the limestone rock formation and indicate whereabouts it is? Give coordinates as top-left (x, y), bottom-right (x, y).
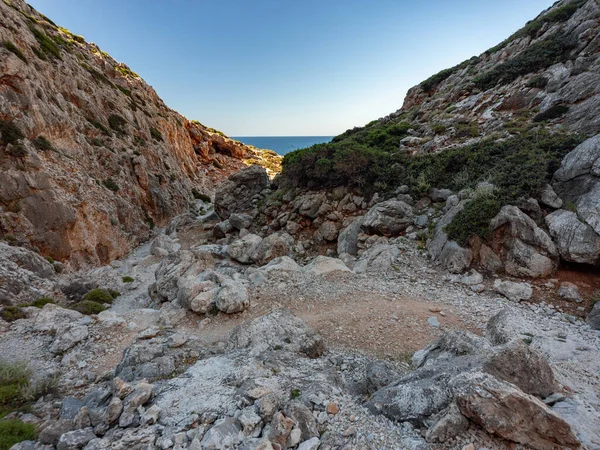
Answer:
top-left (489, 206), bottom-right (558, 278)
top-left (214, 165), bottom-right (270, 220)
top-left (0, 0), bottom-right (279, 267)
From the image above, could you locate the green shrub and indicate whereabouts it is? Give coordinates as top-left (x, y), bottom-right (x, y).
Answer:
top-left (57, 26), bottom-right (85, 44)
top-left (0, 121), bottom-right (24, 146)
top-left (455, 122), bottom-right (479, 138)
top-left (6, 143), bottom-right (27, 158)
top-left (0, 418), bottom-right (37, 450)
top-left (527, 76), bottom-right (548, 89)
top-left (102, 178), bottom-right (119, 192)
top-left (0, 306), bottom-right (25, 323)
top-left (290, 389), bottom-right (301, 400)
top-left (117, 86), bottom-right (132, 97)
top-left (107, 289), bottom-right (121, 299)
top-left (115, 65), bottom-right (139, 78)
top-left (108, 114), bottom-right (127, 134)
top-left (445, 194), bottom-right (501, 246)
top-left (30, 298), bottom-right (55, 308)
top-left (564, 200), bottom-right (577, 212)
top-left (484, 0), bottom-right (586, 54)
top-left (82, 288), bottom-right (114, 304)
top-left (150, 127), bottom-right (163, 142)
top-left (475, 32), bottom-right (577, 90)
top-left (192, 189), bottom-right (211, 203)
top-left (87, 118), bottom-right (110, 135)
top-left (72, 300), bottom-right (105, 315)
top-left (0, 360), bottom-right (29, 413)
top-left (122, 276), bottom-right (134, 283)
top-left (27, 22), bottom-right (60, 60)
top-left (432, 124), bottom-right (447, 135)
top-left (81, 63), bottom-right (112, 86)
top-left (1, 41), bottom-right (27, 63)
top-left (0, 357), bottom-right (57, 421)
top-left (32, 135), bottom-right (53, 151)
top-left (533, 104), bottom-right (569, 122)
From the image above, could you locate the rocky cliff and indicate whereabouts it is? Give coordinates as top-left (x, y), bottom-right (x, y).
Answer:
top-left (393, 0), bottom-right (600, 153)
top-left (0, 0), bottom-right (280, 268)
top-left (272, 0), bottom-right (600, 280)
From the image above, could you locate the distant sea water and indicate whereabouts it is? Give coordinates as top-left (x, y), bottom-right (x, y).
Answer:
top-left (232, 136), bottom-right (334, 156)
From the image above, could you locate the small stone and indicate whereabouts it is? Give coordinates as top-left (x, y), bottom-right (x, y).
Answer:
top-left (298, 437), bottom-right (321, 450)
top-left (326, 402), bottom-right (339, 415)
top-left (342, 426), bottom-right (356, 437)
top-left (543, 392), bottom-right (566, 405)
top-left (427, 316), bottom-right (440, 328)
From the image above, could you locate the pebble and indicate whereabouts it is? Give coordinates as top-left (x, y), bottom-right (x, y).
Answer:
top-left (427, 316), bottom-right (440, 328)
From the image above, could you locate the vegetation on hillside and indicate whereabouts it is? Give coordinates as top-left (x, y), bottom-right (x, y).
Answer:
top-left (474, 31), bottom-right (577, 90)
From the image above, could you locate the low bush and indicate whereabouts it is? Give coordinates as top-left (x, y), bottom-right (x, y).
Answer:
top-left (122, 276), bottom-right (134, 283)
top-left (102, 178), bottom-right (119, 192)
top-left (87, 118), bottom-right (110, 135)
top-left (485, 0), bottom-right (586, 54)
top-left (108, 114), bottom-right (127, 134)
top-left (455, 122), bottom-right (479, 138)
top-left (533, 104), bottom-right (569, 122)
top-left (0, 121), bottom-right (24, 146)
top-left (115, 64), bottom-right (139, 78)
top-left (82, 288), bottom-right (114, 304)
top-left (445, 193), bottom-right (502, 246)
top-left (150, 127), bottom-right (163, 142)
top-left (6, 143), bottom-right (27, 158)
top-left (526, 76), bottom-right (549, 89)
top-left (475, 32), bottom-right (577, 90)
top-left (0, 306), bottom-right (26, 323)
top-left (29, 298), bottom-right (55, 308)
top-left (1, 41), bottom-right (27, 63)
top-left (0, 360), bottom-right (29, 415)
top-left (32, 135), bottom-right (53, 151)
top-left (0, 419), bottom-right (37, 450)
top-left (27, 22), bottom-right (60, 60)
top-left (72, 300), bottom-right (105, 315)
top-left (0, 358), bottom-right (55, 422)
top-left (107, 289), bottom-right (121, 299)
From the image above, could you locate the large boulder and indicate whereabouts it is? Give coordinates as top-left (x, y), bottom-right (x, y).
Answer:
top-left (303, 256), bottom-right (351, 276)
top-left (588, 302), bottom-right (600, 330)
top-left (228, 308), bottom-right (324, 358)
top-left (361, 200), bottom-right (414, 236)
top-left (151, 250), bottom-right (214, 303)
top-left (366, 317), bottom-right (570, 448)
top-left (427, 203), bottom-right (473, 274)
top-left (251, 233), bottom-right (294, 266)
top-left (353, 244), bottom-right (399, 273)
top-left (214, 165), bottom-right (269, 220)
top-left (0, 242), bottom-right (56, 304)
top-left (489, 206), bottom-right (558, 278)
top-left (215, 279), bottom-right (249, 314)
top-left (452, 372), bottom-right (580, 450)
top-left (546, 209), bottom-right (600, 265)
top-left (553, 134), bottom-right (600, 235)
top-left (493, 279), bottom-right (533, 302)
top-left (227, 234), bottom-right (263, 264)
top-left (177, 275), bottom-right (219, 314)
top-left (337, 216), bottom-right (365, 256)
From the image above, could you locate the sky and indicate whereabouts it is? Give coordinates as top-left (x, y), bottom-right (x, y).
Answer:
top-left (28, 0), bottom-right (556, 136)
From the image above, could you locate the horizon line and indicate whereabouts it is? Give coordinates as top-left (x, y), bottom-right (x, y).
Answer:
top-left (231, 135), bottom-right (336, 137)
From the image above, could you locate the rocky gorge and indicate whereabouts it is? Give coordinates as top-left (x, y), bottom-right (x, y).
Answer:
top-left (1, 0), bottom-right (600, 450)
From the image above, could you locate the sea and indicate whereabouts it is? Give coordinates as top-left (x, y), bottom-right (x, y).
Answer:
top-left (232, 136), bottom-right (334, 156)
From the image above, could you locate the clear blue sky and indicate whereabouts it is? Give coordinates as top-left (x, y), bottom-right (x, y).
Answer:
top-left (28, 0), bottom-right (555, 136)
